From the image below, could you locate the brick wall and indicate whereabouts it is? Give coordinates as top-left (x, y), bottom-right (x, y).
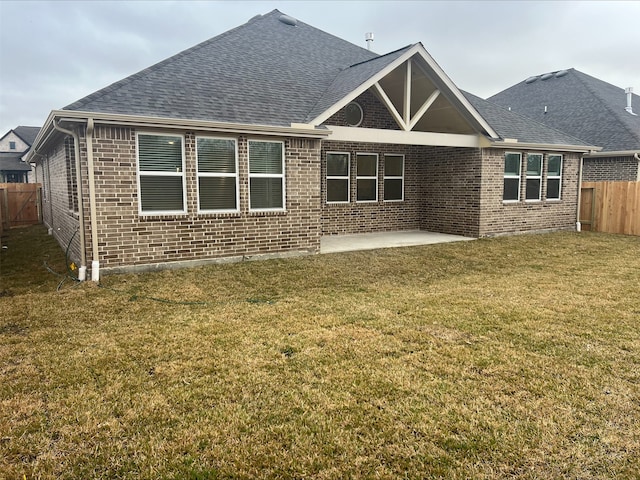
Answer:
top-left (583, 156), bottom-right (639, 182)
top-left (478, 148), bottom-right (581, 236)
top-left (38, 136), bottom-right (81, 265)
top-left (325, 89), bottom-right (400, 130)
top-left (71, 126), bottom-right (322, 271)
top-left (320, 140), bottom-right (422, 235)
top-left (419, 146), bottom-right (483, 237)
top-left (321, 89), bottom-right (422, 235)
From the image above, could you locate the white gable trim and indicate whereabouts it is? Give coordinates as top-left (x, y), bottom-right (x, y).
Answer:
top-left (309, 44), bottom-right (423, 127)
top-left (309, 44), bottom-right (499, 139)
top-left (373, 82), bottom-right (405, 129)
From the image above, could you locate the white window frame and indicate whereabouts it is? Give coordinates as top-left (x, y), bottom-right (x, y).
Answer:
top-left (196, 136), bottom-right (239, 214)
top-left (136, 132), bottom-right (187, 216)
top-left (546, 154), bottom-right (563, 201)
top-left (383, 154), bottom-right (404, 202)
top-left (503, 151), bottom-right (521, 203)
top-left (326, 151), bottom-right (350, 204)
top-left (356, 152), bottom-right (378, 203)
top-left (525, 153), bottom-right (543, 202)
top-left (248, 139), bottom-right (286, 212)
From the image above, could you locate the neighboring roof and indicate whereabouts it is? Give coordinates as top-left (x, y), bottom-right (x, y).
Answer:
top-left (0, 126), bottom-right (41, 147)
top-left (0, 152), bottom-right (32, 171)
top-left (13, 126), bottom-right (41, 146)
top-left (488, 69), bottom-right (640, 152)
top-left (64, 10), bottom-right (377, 127)
top-left (464, 92), bottom-right (592, 147)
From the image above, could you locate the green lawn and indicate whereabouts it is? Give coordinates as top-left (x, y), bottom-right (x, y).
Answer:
top-left (1, 225), bottom-right (639, 479)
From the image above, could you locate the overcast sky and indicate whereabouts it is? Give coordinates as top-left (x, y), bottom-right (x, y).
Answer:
top-left (1, 0), bottom-right (639, 136)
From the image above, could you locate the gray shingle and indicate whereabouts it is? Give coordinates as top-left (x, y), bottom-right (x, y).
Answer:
top-left (0, 152), bottom-right (32, 171)
top-left (64, 10), bottom-right (377, 127)
top-left (464, 92), bottom-right (591, 146)
top-left (488, 69), bottom-right (640, 151)
top-left (12, 126), bottom-right (41, 146)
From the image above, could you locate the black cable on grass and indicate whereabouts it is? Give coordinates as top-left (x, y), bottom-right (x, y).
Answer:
top-left (43, 228), bottom-right (81, 291)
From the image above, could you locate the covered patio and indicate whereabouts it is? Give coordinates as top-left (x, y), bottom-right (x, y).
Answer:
top-left (320, 230), bottom-right (474, 254)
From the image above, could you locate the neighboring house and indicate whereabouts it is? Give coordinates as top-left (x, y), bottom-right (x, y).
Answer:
top-left (0, 126), bottom-right (40, 182)
top-left (489, 69), bottom-right (640, 182)
top-left (27, 10), bottom-right (596, 281)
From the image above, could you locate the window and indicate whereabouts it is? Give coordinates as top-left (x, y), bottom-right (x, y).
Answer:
top-left (526, 153), bottom-right (543, 201)
top-left (356, 153), bottom-right (378, 202)
top-left (345, 102), bottom-right (363, 127)
top-left (547, 154), bottom-right (562, 200)
top-left (196, 137), bottom-right (239, 212)
top-left (249, 140), bottom-right (285, 210)
top-left (503, 152), bottom-right (521, 201)
top-left (6, 172), bottom-right (23, 183)
top-left (65, 137), bottom-right (78, 213)
top-left (326, 152), bottom-right (350, 203)
top-left (9, 141), bottom-right (16, 150)
top-left (384, 154), bottom-right (404, 201)
top-left (137, 133), bottom-right (186, 214)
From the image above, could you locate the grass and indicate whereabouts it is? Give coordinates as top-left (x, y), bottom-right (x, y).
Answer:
top-left (1, 225), bottom-right (639, 479)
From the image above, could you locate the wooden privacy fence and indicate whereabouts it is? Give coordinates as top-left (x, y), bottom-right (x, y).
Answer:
top-left (0, 183), bottom-right (42, 233)
top-left (580, 181), bottom-right (640, 236)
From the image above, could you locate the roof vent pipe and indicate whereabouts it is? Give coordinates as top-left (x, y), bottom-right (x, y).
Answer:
top-left (365, 32), bottom-right (374, 50)
top-left (625, 87), bottom-right (637, 115)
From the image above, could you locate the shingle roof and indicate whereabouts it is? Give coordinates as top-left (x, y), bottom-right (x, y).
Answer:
top-left (64, 10), bottom-right (377, 127)
top-left (464, 92), bottom-right (591, 146)
top-left (0, 152), bottom-right (32, 171)
top-left (12, 126), bottom-right (41, 146)
top-left (488, 69), bottom-right (640, 152)
top-left (60, 10), bottom-right (591, 149)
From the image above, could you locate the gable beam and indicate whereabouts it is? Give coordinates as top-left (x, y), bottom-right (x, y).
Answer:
top-left (404, 59), bottom-right (411, 126)
top-left (409, 90), bottom-right (440, 131)
top-left (373, 82), bottom-right (408, 131)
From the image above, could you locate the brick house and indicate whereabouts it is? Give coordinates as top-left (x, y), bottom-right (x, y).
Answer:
top-left (489, 69), bottom-right (640, 182)
top-left (27, 10), bottom-right (595, 281)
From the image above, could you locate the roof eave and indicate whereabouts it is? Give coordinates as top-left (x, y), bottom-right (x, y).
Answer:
top-left (27, 110), bottom-right (331, 162)
top-left (584, 149), bottom-right (640, 158)
top-left (489, 140), bottom-right (601, 153)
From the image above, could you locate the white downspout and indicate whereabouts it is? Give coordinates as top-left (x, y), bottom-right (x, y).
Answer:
top-left (576, 155), bottom-right (584, 232)
top-left (85, 118), bottom-right (100, 282)
top-left (635, 153), bottom-right (640, 181)
top-left (53, 120), bottom-right (87, 281)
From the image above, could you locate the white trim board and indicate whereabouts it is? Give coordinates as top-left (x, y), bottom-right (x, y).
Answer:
top-left (326, 126), bottom-right (482, 148)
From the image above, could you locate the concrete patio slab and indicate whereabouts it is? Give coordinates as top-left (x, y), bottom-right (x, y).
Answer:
top-left (320, 230), bottom-right (475, 254)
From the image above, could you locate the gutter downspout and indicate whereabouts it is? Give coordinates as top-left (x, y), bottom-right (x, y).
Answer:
top-left (635, 153), bottom-right (640, 182)
top-left (53, 120), bottom-right (87, 281)
top-left (576, 155), bottom-right (584, 232)
top-left (45, 153), bottom-right (54, 235)
top-left (85, 118), bottom-right (100, 282)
